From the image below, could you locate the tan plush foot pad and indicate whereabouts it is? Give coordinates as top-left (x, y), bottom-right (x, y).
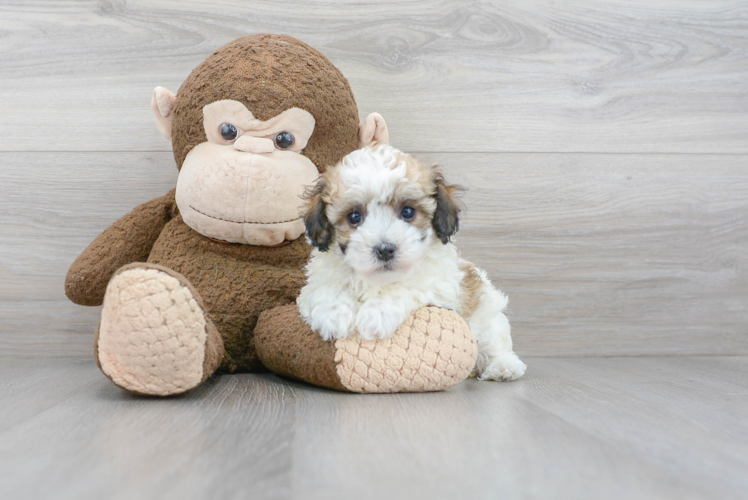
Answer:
top-left (255, 305), bottom-right (478, 393)
top-left (96, 263), bottom-right (222, 396)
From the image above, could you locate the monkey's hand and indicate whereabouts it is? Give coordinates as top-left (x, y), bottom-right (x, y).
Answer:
top-left (64, 190), bottom-right (176, 306)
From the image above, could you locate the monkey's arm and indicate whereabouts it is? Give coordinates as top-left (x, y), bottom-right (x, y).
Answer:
top-left (65, 189), bottom-right (176, 306)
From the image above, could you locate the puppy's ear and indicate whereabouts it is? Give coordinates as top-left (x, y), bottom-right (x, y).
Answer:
top-left (432, 171), bottom-right (462, 244)
top-left (303, 178), bottom-right (334, 251)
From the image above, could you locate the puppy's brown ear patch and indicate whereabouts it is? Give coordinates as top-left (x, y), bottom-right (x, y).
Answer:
top-left (433, 172), bottom-right (462, 244)
top-left (304, 178), bottom-right (334, 251)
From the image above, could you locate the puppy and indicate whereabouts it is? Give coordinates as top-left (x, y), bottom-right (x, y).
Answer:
top-left (296, 144), bottom-right (526, 381)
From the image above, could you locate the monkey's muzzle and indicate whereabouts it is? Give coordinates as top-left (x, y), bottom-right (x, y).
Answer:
top-left (176, 143), bottom-right (319, 246)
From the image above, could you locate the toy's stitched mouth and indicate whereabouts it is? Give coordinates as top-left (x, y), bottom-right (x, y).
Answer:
top-left (189, 205), bottom-right (302, 225)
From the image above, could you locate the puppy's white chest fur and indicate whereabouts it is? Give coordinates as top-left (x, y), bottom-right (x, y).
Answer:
top-left (354, 241), bottom-right (463, 311)
top-left (298, 240), bottom-right (464, 342)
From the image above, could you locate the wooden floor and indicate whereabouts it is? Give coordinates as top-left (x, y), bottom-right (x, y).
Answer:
top-left (0, 356), bottom-right (746, 500)
top-left (2, 1), bottom-right (747, 498)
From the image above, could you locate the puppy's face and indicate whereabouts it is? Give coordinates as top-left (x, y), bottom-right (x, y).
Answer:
top-left (304, 144), bottom-right (461, 285)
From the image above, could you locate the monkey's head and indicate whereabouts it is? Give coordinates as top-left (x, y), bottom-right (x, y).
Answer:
top-left (151, 34), bottom-right (388, 246)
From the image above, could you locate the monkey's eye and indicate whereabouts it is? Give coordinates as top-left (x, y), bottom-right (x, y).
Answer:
top-left (347, 211), bottom-right (363, 226)
top-left (400, 206), bottom-right (416, 221)
top-left (220, 123), bottom-right (238, 142)
top-left (274, 132), bottom-right (295, 149)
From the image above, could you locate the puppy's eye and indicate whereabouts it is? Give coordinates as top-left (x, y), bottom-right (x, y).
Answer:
top-left (400, 206), bottom-right (416, 221)
top-left (347, 211), bottom-right (363, 226)
top-left (220, 123), bottom-right (238, 142)
top-left (274, 131), bottom-right (295, 149)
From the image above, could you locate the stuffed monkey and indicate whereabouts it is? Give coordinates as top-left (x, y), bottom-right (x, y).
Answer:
top-left (65, 34), bottom-right (477, 395)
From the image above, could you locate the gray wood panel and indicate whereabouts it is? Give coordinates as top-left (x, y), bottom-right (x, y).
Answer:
top-left (1, 151), bottom-right (745, 357)
top-left (432, 152), bottom-right (748, 356)
top-left (1, 356), bottom-right (746, 500)
top-left (1, 0), bottom-right (746, 153)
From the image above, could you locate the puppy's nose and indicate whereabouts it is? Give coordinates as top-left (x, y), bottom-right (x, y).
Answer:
top-left (374, 243), bottom-right (397, 262)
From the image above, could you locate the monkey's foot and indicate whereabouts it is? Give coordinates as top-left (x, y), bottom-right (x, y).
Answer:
top-left (255, 305), bottom-right (478, 393)
top-left (95, 263), bottom-right (224, 396)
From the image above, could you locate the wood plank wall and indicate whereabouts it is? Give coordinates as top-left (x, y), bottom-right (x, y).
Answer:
top-left (1, 0), bottom-right (746, 357)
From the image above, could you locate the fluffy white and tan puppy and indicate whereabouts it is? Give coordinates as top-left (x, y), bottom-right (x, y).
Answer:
top-left (296, 144), bottom-right (526, 381)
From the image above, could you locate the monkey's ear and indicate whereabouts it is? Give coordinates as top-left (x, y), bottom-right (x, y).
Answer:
top-left (151, 86), bottom-right (177, 142)
top-left (303, 179), bottom-right (334, 251)
top-left (432, 172), bottom-right (462, 244)
top-left (358, 112), bottom-right (389, 148)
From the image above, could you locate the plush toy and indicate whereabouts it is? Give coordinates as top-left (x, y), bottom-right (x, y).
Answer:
top-left (65, 34), bottom-right (477, 395)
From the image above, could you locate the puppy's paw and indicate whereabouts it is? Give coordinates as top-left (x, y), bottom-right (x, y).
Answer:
top-left (477, 351), bottom-right (527, 381)
top-left (355, 302), bottom-right (404, 340)
top-left (309, 301), bottom-right (357, 341)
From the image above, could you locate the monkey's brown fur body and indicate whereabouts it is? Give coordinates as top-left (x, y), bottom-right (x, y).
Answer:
top-left (65, 34), bottom-right (477, 395)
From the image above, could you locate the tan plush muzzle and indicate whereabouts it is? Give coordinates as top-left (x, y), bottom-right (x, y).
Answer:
top-left (176, 144), bottom-right (319, 246)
